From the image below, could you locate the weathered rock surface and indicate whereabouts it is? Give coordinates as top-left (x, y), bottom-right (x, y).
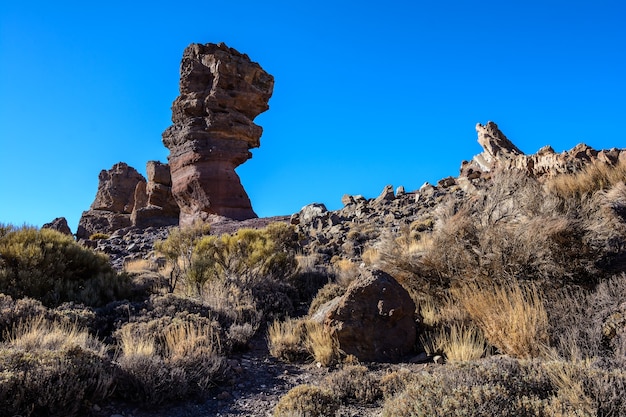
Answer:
top-left (77, 163), bottom-right (145, 239)
top-left (162, 42), bottom-right (274, 225)
top-left (42, 217), bottom-right (72, 235)
top-left (131, 161), bottom-right (179, 228)
top-left (461, 121), bottom-right (625, 179)
top-left (316, 269), bottom-right (417, 362)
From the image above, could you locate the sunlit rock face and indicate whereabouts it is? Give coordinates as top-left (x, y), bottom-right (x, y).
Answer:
top-left (162, 42), bottom-right (274, 225)
top-left (460, 121), bottom-right (625, 180)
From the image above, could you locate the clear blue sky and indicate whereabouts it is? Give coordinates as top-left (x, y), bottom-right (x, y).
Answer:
top-left (1, 1), bottom-right (625, 232)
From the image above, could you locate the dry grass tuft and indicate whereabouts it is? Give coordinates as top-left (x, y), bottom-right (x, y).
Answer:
top-left (114, 318), bottom-right (226, 404)
top-left (420, 323), bottom-right (487, 363)
top-left (546, 159), bottom-right (626, 200)
top-left (455, 280), bottom-right (549, 359)
top-left (305, 321), bottom-right (340, 367)
top-left (7, 315), bottom-right (106, 355)
top-left (123, 258), bottom-right (158, 274)
top-left (267, 318), bottom-right (308, 362)
top-left (0, 315), bottom-right (113, 417)
top-left (267, 318), bottom-right (340, 366)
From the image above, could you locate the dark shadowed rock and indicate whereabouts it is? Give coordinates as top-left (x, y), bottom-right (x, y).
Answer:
top-left (42, 217), bottom-right (72, 236)
top-left (162, 42), bottom-right (274, 225)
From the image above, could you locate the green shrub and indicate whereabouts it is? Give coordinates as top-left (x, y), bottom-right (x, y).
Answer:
top-left (273, 384), bottom-right (339, 417)
top-left (154, 220), bottom-right (211, 292)
top-left (191, 223), bottom-right (298, 289)
top-left (189, 223), bottom-right (299, 320)
top-left (0, 226), bottom-right (130, 307)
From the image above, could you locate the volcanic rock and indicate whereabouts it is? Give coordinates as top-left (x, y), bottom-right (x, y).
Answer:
top-left (131, 161), bottom-right (179, 228)
top-left (162, 42), bottom-right (274, 225)
top-left (89, 162), bottom-right (145, 213)
top-left (77, 163), bottom-right (145, 239)
top-left (317, 269), bottom-right (417, 362)
top-left (461, 121), bottom-right (625, 179)
top-left (42, 217), bottom-right (72, 236)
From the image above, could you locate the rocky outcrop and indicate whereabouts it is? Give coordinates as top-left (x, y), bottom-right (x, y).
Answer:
top-left (313, 269), bottom-right (417, 362)
top-left (77, 163), bottom-right (145, 239)
top-left (162, 42), bottom-right (274, 225)
top-left (461, 121), bottom-right (625, 179)
top-left (42, 217), bottom-right (72, 236)
top-left (131, 161), bottom-right (179, 228)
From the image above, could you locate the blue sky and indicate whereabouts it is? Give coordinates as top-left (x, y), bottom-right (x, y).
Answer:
top-left (1, 1), bottom-right (625, 232)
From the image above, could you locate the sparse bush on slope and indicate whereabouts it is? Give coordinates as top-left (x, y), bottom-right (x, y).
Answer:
top-left (373, 166), bottom-right (626, 295)
top-left (0, 225), bottom-right (131, 307)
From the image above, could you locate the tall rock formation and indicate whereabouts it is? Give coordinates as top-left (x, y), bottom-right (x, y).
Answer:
top-left (162, 42), bottom-right (274, 225)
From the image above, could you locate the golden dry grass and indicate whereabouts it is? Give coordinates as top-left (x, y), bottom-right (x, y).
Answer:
top-left (305, 321), bottom-right (340, 366)
top-left (117, 324), bottom-right (156, 357)
top-left (546, 159), bottom-right (626, 200)
top-left (123, 258), bottom-right (158, 274)
top-left (455, 280), bottom-right (549, 359)
top-left (267, 318), bottom-right (307, 361)
top-left (331, 258), bottom-right (360, 287)
top-left (420, 323), bottom-right (487, 363)
top-left (7, 315), bottom-right (105, 354)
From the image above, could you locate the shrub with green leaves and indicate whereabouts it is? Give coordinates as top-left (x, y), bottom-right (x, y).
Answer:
top-left (0, 225), bottom-right (130, 307)
top-left (190, 223), bottom-right (298, 289)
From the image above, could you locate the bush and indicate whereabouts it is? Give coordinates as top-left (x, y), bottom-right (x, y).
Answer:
top-left (0, 316), bottom-right (113, 417)
top-left (324, 365), bottom-right (381, 404)
top-left (273, 384), bottom-right (339, 417)
top-left (191, 223), bottom-right (298, 289)
top-left (373, 168), bottom-right (625, 294)
top-left (455, 280), bottom-right (549, 359)
top-left (154, 220), bottom-right (211, 292)
top-left (0, 226), bottom-right (130, 307)
top-left (114, 317), bottom-right (226, 404)
top-left (382, 356), bottom-right (553, 417)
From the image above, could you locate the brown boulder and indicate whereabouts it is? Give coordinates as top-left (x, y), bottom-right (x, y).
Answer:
top-left (162, 42), bottom-right (274, 225)
top-left (321, 269), bottom-right (417, 362)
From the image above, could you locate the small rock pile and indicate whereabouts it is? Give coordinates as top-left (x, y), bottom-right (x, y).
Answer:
top-left (83, 226), bottom-right (171, 271)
